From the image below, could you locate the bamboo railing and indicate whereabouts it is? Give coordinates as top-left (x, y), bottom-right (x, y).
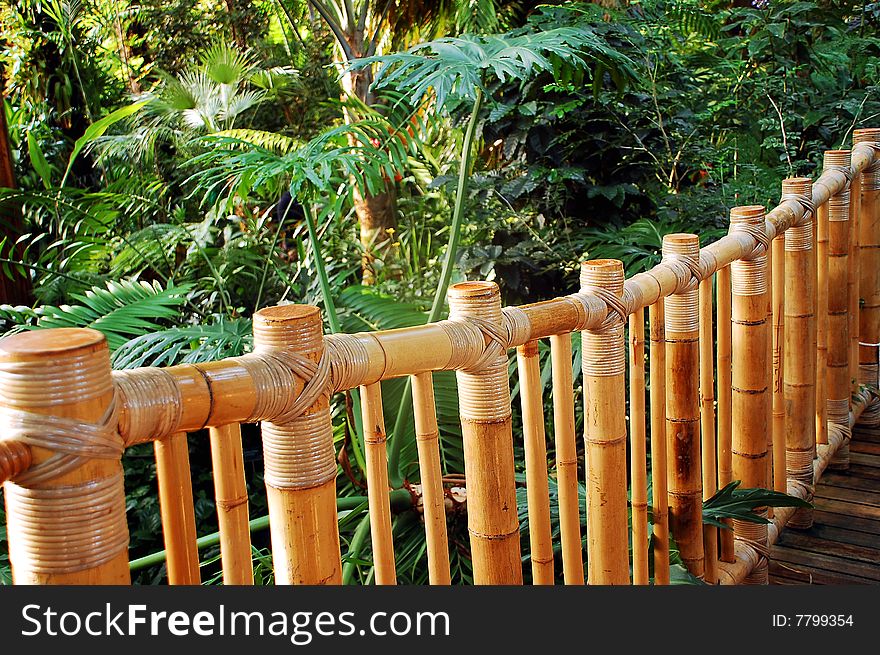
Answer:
top-left (1, 130), bottom-right (880, 586)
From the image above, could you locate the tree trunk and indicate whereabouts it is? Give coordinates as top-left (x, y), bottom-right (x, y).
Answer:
top-left (0, 80), bottom-right (32, 305)
top-left (340, 29), bottom-right (398, 285)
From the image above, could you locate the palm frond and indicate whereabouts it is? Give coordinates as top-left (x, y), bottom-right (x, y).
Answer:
top-left (111, 317), bottom-right (252, 369)
top-left (0, 280), bottom-right (192, 351)
top-left (702, 481), bottom-right (812, 529)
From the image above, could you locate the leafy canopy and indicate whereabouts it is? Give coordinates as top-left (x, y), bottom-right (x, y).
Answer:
top-left (346, 26), bottom-right (638, 110)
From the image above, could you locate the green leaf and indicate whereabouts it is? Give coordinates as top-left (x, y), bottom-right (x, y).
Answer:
top-left (62, 100), bottom-right (151, 186)
top-left (27, 131), bottom-right (52, 189)
top-left (702, 481), bottom-right (812, 529)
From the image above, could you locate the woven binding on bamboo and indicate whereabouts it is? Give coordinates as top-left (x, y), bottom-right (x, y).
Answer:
top-left (853, 130), bottom-right (880, 191)
top-left (4, 471), bottom-right (129, 573)
top-left (0, 330), bottom-right (129, 575)
top-left (781, 179), bottom-right (814, 252)
top-left (729, 206), bottom-right (769, 294)
top-left (580, 262), bottom-right (626, 376)
top-left (733, 516), bottom-right (769, 585)
top-left (114, 368), bottom-right (182, 445)
top-left (325, 333), bottom-right (372, 393)
top-left (662, 235), bottom-right (701, 333)
top-left (252, 307), bottom-right (336, 489)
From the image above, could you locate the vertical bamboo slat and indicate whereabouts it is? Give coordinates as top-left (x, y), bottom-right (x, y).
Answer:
top-left (155, 432), bottom-right (200, 584)
top-left (628, 308), bottom-right (649, 585)
top-left (208, 423), bottom-right (254, 585)
top-left (825, 151), bottom-right (852, 470)
top-left (771, 235), bottom-right (786, 496)
top-left (649, 302), bottom-right (670, 584)
top-left (816, 185), bottom-right (830, 447)
top-left (253, 305), bottom-right (342, 585)
top-left (662, 234), bottom-right (704, 580)
top-left (549, 333), bottom-right (585, 585)
top-left (850, 166), bottom-right (862, 395)
top-left (580, 259), bottom-right (630, 585)
top-left (730, 205), bottom-right (771, 585)
top-left (854, 129), bottom-right (880, 389)
top-left (783, 177), bottom-right (816, 530)
top-left (448, 281), bottom-right (522, 585)
top-left (517, 340), bottom-right (554, 585)
top-left (0, 329), bottom-right (131, 584)
top-left (360, 381), bottom-right (397, 585)
top-left (698, 277), bottom-right (718, 584)
top-left (411, 372), bottom-right (451, 585)
top-left (716, 266), bottom-right (735, 563)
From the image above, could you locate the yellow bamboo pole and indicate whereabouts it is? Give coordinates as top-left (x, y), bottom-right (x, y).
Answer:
top-left (771, 234), bottom-right (786, 498)
top-left (825, 150), bottom-right (852, 470)
top-left (782, 177), bottom-right (816, 530)
top-left (549, 333), bottom-right (585, 585)
top-left (360, 381), bottom-right (397, 585)
top-left (850, 164), bottom-right (862, 395)
top-left (154, 432), bottom-right (201, 584)
top-left (854, 129), bottom-right (880, 389)
top-left (629, 308), bottom-right (649, 585)
top-left (208, 423), bottom-right (253, 584)
top-left (816, 184), bottom-right (830, 448)
top-left (649, 301), bottom-right (670, 584)
top-left (716, 265), bottom-right (735, 563)
top-left (0, 328), bottom-right (131, 584)
top-left (580, 259), bottom-right (630, 585)
top-left (699, 276), bottom-right (718, 584)
top-left (662, 234), bottom-right (704, 580)
top-left (411, 372), bottom-right (451, 585)
top-left (730, 205), bottom-right (771, 585)
top-left (253, 305), bottom-right (342, 585)
top-left (448, 281), bottom-right (522, 585)
top-left (517, 340), bottom-right (554, 585)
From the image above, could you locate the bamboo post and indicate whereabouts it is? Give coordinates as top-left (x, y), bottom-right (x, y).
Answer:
top-left (771, 234), bottom-right (786, 496)
top-left (662, 234), bottom-right (704, 580)
top-left (629, 308), bottom-right (649, 585)
top-left (448, 281), bottom-right (522, 585)
top-left (549, 333), bottom-right (585, 585)
top-left (580, 259), bottom-right (630, 585)
top-left (154, 432), bottom-right (200, 584)
top-left (649, 301), bottom-right (670, 584)
top-left (0, 328), bottom-right (131, 584)
top-left (825, 150), bottom-right (852, 470)
top-left (411, 372), bottom-right (451, 585)
top-left (698, 276), bottom-right (718, 584)
top-left (782, 178), bottom-right (816, 530)
top-left (729, 205), bottom-right (771, 585)
top-left (850, 160), bottom-right (862, 395)
top-left (816, 175), bottom-right (830, 447)
top-left (253, 305), bottom-right (342, 585)
top-left (854, 129), bottom-right (880, 389)
top-left (517, 340), bottom-right (554, 585)
top-left (208, 423), bottom-right (254, 584)
top-left (716, 265), bottom-right (735, 563)
top-left (360, 381), bottom-right (397, 585)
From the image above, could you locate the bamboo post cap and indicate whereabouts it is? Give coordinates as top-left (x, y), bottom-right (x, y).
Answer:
top-left (0, 328), bottom-right (113, 408)
top-left (447, 281), bottom-right (502, 321)
top-left (662, 234), bottom-right (700, 333)
top-left (253, 304), bottom-right (323, 352)
top-left (853, 127), bottom-right (880, 142)
top-left (782, 178), bottom-right (814, 250)
top-left (579, 259), bottom-right (624, 294)
top-left (730, 205), bottom-right (766, 222)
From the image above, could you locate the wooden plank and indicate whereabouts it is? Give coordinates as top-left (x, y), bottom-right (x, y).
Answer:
top-left (820, 472), bottom-right (880, 492)
top-left (849, 451), bottom-right (880, 468)
top-left (811, 496), bottom-right (880, 521)
top-left (812, 509), bottom-right (880, 535)
top-left (849, 441), bottom-right (880, 456)
top-left (813, 485), bottom-right (880, 507)
top-left (775, 531), bottom-right (880, 566)
top-left (842, 464), bottom-right (880, 481)
top-left (769, 560), bottom-right (873, 585)
top-left (787, 523), bottom-right (880, 549)
top-left (770, 545), bottom-right (880, 581)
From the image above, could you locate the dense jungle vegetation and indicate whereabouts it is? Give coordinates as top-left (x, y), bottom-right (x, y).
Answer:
top-left (1, 0), bottom-right (877, 584)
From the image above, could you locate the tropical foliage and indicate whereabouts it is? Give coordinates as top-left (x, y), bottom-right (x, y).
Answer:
top-left (1, 0), bottom-right (875, 585)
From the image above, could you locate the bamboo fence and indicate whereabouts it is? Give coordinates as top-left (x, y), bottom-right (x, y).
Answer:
top-left (1, 133), bottom-right (879, 586)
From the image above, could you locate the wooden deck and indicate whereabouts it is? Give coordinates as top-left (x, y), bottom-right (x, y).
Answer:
top-left (770, 426), bottom-right (880, 585)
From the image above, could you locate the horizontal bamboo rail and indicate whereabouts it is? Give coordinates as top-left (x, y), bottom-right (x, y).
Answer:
top-left (1, 133), bottom-right (878, 586)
